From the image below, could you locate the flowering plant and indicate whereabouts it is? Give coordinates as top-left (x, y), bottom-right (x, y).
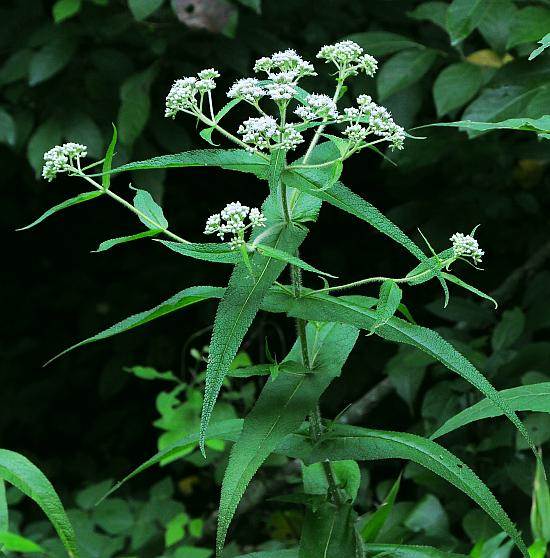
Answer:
top-left (21, 41), bottom-right (539, 558)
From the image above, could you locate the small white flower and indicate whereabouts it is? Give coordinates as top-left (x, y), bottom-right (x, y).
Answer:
top-left (204, 213), bottom-right (221, 234)
top-left (266, 82), bottom-right (296, 101)
top-left (343, 124), bottom-right (368, 143)
top-left (227, 78), bottom-right (266, 103)
top-left (249, 207), bottom-right (267, 228)
top-left (237, 116), bottom-right (278, 151)
top-left (277, 125), bottom-right (304, 151)
top-left (42, 143), bottom-right (88, 181)
top-left (357, 54), bottom-right (378, 77)
top-left (343, 107), bottom-right (361, 121)
top-left (229, 238), bottom-right (246, 250)
top-left (221, 201), bottom-right (250, 222)
top-left (165, 77), bottom-right (198, 118)
top-left (198, 68), bottom-right (220, 80)
top-left (205, 202), bottom-right (266, 249)
top-left (254, 49), bottom-right (316, 79)
top-left (450, 233), bottom-right (484, 265)
top-left (295, 93), bottom-right (339, 121)
top-left (317, 40), bottom-right (363, 65)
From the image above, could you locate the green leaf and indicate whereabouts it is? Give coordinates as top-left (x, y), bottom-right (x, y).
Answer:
top-left (361, 475), bottom-right (401, 542)
top-left (128, 0), bottom-right (164, 20)
top-left (173, 547), bottom-right (212, 558)
top-left (446, 0), bottom-right (493, 45)
top-left (53, 0), bottom-right (82, 22)
top-left (92, 498), bottom-right (133, 534)
top-left (0, 108), bottom-right (16, 146)
top-left (0, 532), bottom-right (44, 553)
top-left (117, 66), bottom-right (157, 147)
top-left (159, 240), bottom-right (240, 264)
top-left (0, 49), bottom-right (32, 85)
top-left (431, 382), bottom-right (550, 440)
top-left (433, 63), bottom-right (484, 116)
top-left (200, 99), bottom-right (241, 145)
top-left (94, 229), bottom-right (163, 252)
top-left (132, 187), bottom-right (168, 230)
top-left (255, 244), bottom-right (336, 278)
top-left (408, 2), bottom-right (448, 29)
top-left (234, 0), bottom-right (261, 13)
top-left (200, 220), bottom-right (308, 453)
top-left (110, 149), bottom-right (269, 178)
top-left (305, 424), bottom-right (529, 558)
top-left (26, 118), bottom-right (63, 176)
top-left (371, 280), bottom-right (402, 333)
top-left (46, 286), bottom-right (224, 364)
top-left (441, 272), bottom-right (498, 308)
top-left (123, 365), bottom-right (179, 382)
top-left (377, 49), bottom-right (437, 100)
top-left (529, 33), bottom-right (550, 60)
top-left (0, 449), bottom-right (79, 557)
top-left (29, 38), bottom-right (77, 86)
top-left (477, 0), bottom-right (516, 54)
top-left (508, 7), bottom-right (550, 49)
top-left (299, 503), bottom-right (361, 558)
top-left (102, 124), bottom-right (118, 190)
top-left (235, 551), bottom-right (298, 558)
top-left (0, 482), bottom-right (7, 532)
top-left (165, 512), bottom-right (189, 546)
top-left (98, 419), bottom-right (244, 503)
top-left (217, 323), bottom-right (359, 553)
top-left (492, 307), bottom-right (525, 351)
top-left (282, 292), bottom-right (537, 461)
top-left (531, 455), bottom-right (550, 542)
top-left (344, 31), bottom-right (423, 57)
top-left (17, 191), bottom-right (103, 231)
top-left (365, 544), bottom-right (468, 558)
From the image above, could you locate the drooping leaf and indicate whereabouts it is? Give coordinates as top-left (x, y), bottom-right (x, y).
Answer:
top-left (255, 244), bottom-right (336, 278)
top-left (0, 449), bottom-right (79, 557)
top-left (371, 280), bottom-right (402, 333)
top-left (17, 191), bottom-right (103, 231)
top-left (422, 116), bottom-right (550, 138)
top-left (446, 0), bottom-right (493, 45)
top-left (377, 49), bottom-right (437, 100)
top-left (0, 532), bottom-right (44, 553)
top-left (441, 272), bottom-right (497, 307)
top-left (344, 31), bottom-right (423, 57)
top-left (102, 124), bottom-right (118, 190)
top-left (159, 240), bottom-right (241, 264)
top-left (217, 323), bottom-right (359, 554)
top-left (431, 382), bottom-right (550, 440)
top-left (281, 292), bottom-right (537, 459)
top-left (361, 475), bottom-right (401, 542)
top-left (433, 63), bottom-right (484, 116)
top-left (46, 286), bottom-right (224, 364)
top-left (132, 186), bottom-right (168, 230)
top-left (94, 229), bottom-right (163, 252)
top-left (304, 424), bottom-right (529, 558)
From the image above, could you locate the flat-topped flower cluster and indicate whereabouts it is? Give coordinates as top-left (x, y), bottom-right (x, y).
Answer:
top-left (42, 143), bottom-right (87, 181)
top-left (164, 41), bottom-right (405, 155)
top-left (450, 232), bottom-right (484, 265)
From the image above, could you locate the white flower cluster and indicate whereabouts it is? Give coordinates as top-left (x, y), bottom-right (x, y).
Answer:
top-left (340, 94), bottom-right (405, 150)
top-left (295, 93), bottom-right (339, 121)
top-left (237, 116), bottom-right (303, 152)
top-left (204, 201), bottom-right (266, 249)
top-left (165, 68), bottom-right (220, 119)
top-left (227, 77), bottom-right (266, 103)
top-left (42, 143), bottom-right (87, 181)
top-left (317, 40), bottom-right (378, 78)
top-left (450, 233), bottom-right (484, 265)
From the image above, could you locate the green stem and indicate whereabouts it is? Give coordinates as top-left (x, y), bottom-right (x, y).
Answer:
top-left (75, 170), bottom-right (191, 245)
top-left (290, 263), bottom-right (343, 506)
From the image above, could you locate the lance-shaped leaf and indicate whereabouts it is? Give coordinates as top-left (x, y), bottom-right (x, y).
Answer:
top-left (94, 229), bottom-right (163, 252)
top-left (159, 240), bottom-right (241, 264)
top-left (283, 166), bottom-right (449, 303)
top-left (131, 186), bottom-right (168, 230)
top-left (305, 424), bottom-right (529, 558)
top-left (431, 382), bottom-right (550, 440)
top-left (255, 244), bottom-right (336, 278)
top-left (0, 532), bottom-right (45, 553)
top-left (17, 191), bottom-right (103, 231)
top-left (360, 475), bottom-right (401, 542)
top-left (0, 481), bottom-right (6, 532)
top-left (282, 292), bottom-right (538, 461)
top-left (442, 272), bottom-right (498, 308)
top-left (200, 220), bottom-right (307, 454)
top-left (108, 149), bottom-right (269, 178)
top-left (370, 280), bottom-right (402, 333)
top-left (0, 449), bottom-right (79, 558)
top-left (46, 286), bottom-right (224, 364)
top-left (364, 544), bottom-right (468, 558)
top-left (419, 116), bottom-right (550, 137)
top-left (102, 124), bottom-right (118, 190)
top-left (217, 323), bottom-right (359, 554)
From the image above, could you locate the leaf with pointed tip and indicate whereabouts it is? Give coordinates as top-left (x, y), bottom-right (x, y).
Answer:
top-left (361, 475), bottom-right (401, 542)
top-left (159, 240), bottom-right (240, 264)
top-left (102, 124), bottom-right (117, 190)
top-left (281, 291), bottom-right (538, 461)
top-left (371, 280), bottom-right (402, 333)
top-left (420, 116), bottom-right (550, 137)
top-left (255, 244), bottom-right (336, 278)
top-left (200, 99), bottom-right (242, 145)
top-left (17, 191), bottom-right (103, 231)
top-left (441, 272), bottom-right (498, 308)
top-left (132, 187), bottom-right (168, 230)
top-left (306, 424), bottom-right (529, 558)
top-left (0, 532), bottom-right (45, 553)
top-left (46, 286), bottom-right (224, 364)
top-left (0, 481), bottom-right (6, 532)
top-left (94, 229), bottom-right (163, 252)
top-left (431, 382), bottom-right (550, 440)
top-left (217, 323), bottom-right (359, 554)
top-left (0, 449), bottom-right (79, 558)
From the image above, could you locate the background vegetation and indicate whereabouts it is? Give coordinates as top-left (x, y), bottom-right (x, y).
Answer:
top-left (3, 0), bottom-right (550, 556)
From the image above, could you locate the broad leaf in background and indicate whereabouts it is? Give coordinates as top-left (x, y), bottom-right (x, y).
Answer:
top-left (29, 37), bottom-right (77, 86)
top-left (305, 424), bottom-right (529, 558)
top-left (344, 31), bottom-right (423, 57)
top-left (0, 450), bottom-right (79, 558)
top-left (217, 323), bottom-right (359, 553)
top-left (128, 0), bottom-right (164, 20)
top-left (531, 453), bottom-right (550, 545)
top-left (408, 1), bottom-right (449, 29)
top-left (0, 108), bottom-right (16, 147)
top-left (446, 0), bottom-right (492, 45)
top-left (431, 382), bottom-right (550, 440)
top-left (52, 0), bottom-right (82, 23)
top-left (507, 7), bottom-right (550, 49)
top-left (46, 286), bottom-right (224, 364)
top-left (364, 544), bottom-right (468, 558)
top-left (491, 307), bottom-right (525, 351)
top-left (377, 49), bottom-right (437, 100)
top-left (433, 63), bottom-right (484, 116)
